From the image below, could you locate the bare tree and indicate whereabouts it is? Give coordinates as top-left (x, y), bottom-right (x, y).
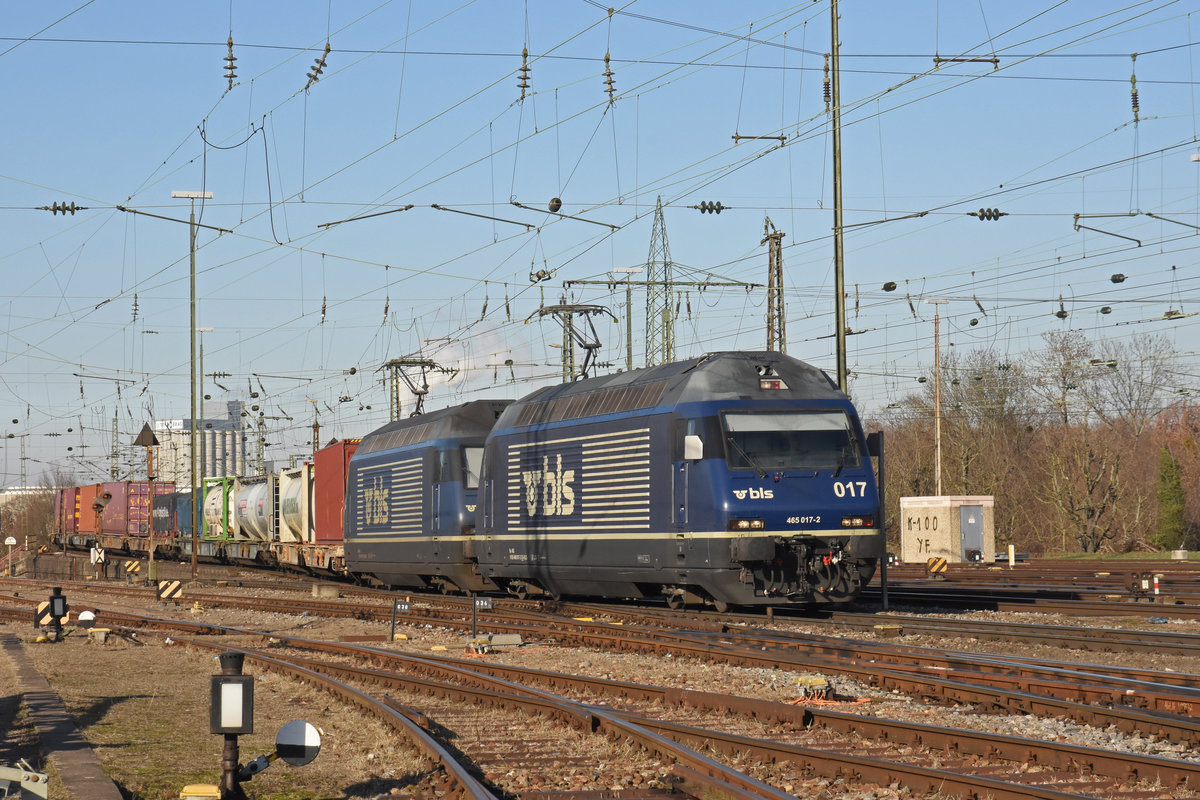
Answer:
top-left (1037, 426), bottom-right (1125, 553)
top-left (1083, 335), bottom-right (1182, 435)
top-left (1030, 330), bottom-right (1094, 426)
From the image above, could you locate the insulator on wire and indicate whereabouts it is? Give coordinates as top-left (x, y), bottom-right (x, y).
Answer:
top-left (968, 207), bottom-right (1006, 221)
top-left (823, 54), bottom-right (831, 112)
top-left (306, 42), bottom-right (331, 89)
top-left (1055, 295), bottom-right (1068, 320)
top-left (696, 201), bottom-right (724, 214)
top-left (518, 47), bottom-right (531, 101)
top-left (224, 35), bottom-right (237, 89)
top-left (42, 201), bottom-right (85, 215)
top-left (1130, 53), bottom-right (1139, 122)
top-left (603, 51), bottom-right (615, 103)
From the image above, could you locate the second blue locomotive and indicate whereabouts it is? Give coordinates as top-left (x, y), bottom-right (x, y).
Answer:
top-left (344, 351), bottom-right (883, 609)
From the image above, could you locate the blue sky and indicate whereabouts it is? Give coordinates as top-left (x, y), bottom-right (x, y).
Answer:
top-left (2, 1), bottom-right (1199, 486)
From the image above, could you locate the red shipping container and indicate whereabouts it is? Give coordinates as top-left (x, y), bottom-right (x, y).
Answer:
top-left (78, 484), bottom-right (101, 534)
top-left (313, 438), bottom-right (358, 543)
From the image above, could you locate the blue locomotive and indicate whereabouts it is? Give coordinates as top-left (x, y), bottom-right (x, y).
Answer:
top-left (344, 352), bottom-right (883, 609)
top-left (344, 400), bottom-right (511, 593)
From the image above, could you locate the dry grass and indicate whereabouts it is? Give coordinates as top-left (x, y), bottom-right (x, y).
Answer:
top-left (1, 622), bottom-right (431, 800)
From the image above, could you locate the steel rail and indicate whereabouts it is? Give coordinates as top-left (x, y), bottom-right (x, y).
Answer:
top-left (178, 636), bottom-right (800, 800)
top-left (5, 594), bottom-right (1200, 744)
top-left (198, 632), bottom-right (1200, 800)
top-left (11, 597), bottom-right (1200, 797)
top-left (192, 645), bottom-right (502, 800)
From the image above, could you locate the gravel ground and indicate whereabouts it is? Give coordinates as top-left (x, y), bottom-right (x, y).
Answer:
top-left (3, 581), bottom-right (1199, 799)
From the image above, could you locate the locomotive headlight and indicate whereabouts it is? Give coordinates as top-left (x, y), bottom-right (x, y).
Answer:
top-left (840, 515), bottom-right (874, 528)
top-left (729, 519), bottom-right (765, 531)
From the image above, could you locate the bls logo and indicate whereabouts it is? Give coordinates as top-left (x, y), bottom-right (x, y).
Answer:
top-left (522, 454), bottom-right (575, 516)
top-left (363, 476), bottom-right (390, 525)
top-left (732, 487), bottom-right (774, 500)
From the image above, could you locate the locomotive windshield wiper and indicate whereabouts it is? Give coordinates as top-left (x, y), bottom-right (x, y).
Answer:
top-left (832, 443), bottom-right (854, 478)
top-left (725, 435), bottom-right (767, 478)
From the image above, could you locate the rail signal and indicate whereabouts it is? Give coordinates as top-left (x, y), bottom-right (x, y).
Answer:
top-left (272, 720), bottom-right (322, 766)
top-left (37, 587), bottom-right (69, 640)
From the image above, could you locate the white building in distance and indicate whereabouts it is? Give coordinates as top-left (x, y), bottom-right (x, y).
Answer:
top-left (154, 400), bottom-right (248, 484)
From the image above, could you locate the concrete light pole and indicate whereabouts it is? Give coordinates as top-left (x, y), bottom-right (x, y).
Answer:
top-left (925, 298), bottom-right (949, 497)
top-left (614, 267), bottom-right (642, 372)
top-left (171, 190), bottom-right (212, 580)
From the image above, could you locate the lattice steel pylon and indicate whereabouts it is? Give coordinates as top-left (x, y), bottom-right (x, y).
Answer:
top-left (644, 196), bottom-right (674, 366)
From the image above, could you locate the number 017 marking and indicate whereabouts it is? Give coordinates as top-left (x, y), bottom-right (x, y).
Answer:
top-left (833, 481), bottom-right (867, 498)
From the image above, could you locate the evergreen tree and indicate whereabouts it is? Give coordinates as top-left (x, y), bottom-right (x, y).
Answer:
top-left (1156, 447), bottom-right (1187, 550)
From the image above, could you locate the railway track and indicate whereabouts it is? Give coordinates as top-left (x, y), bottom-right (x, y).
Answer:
top-left (12, 602), bottom-right (1200, 800)
top-left (4, 581), bottom-right (1200, 747)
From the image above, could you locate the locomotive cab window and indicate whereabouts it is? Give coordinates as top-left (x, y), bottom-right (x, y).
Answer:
top-left (721, 411), bottom-right (861, 471)
top-left (462, 446), bottom-right (484, 489)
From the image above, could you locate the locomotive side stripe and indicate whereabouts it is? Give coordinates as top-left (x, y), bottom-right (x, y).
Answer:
top-left (581, 491), bottom-right (649, 501)
top-left (583, 444), bottom-right (649, 458)
top-left (584, 467), bottom-right (650, 478)
top-left (355, 529), bottom-right (880, 543)
top-left (581, 476), bottom-right (649, 487)
top-left (506, 428), bottom-right (650, 450)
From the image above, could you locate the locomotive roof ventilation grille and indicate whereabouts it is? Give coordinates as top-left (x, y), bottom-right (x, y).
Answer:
top-left (357, 422), bottom-right (433, 455)
top-left (514, 381), bottom-right (668, 427)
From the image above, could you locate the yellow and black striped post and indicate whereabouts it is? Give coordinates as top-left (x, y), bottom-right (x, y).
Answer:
top-left (925, 556), bottom-right (948, 579)
top-left (123, 560), bottom-right (142, 584)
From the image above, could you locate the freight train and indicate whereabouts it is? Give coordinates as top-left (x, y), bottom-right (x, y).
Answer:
top-left (53, 351), bottom-right (884, 609)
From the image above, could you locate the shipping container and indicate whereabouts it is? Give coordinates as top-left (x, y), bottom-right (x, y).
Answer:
top-left (172, 492), bottom-right (198, 538)
top-left (313, 438), bottom-right (358, 543)
top-left (97, 481), bottom-right (177, 537)
top-left (78, 484), bottom-right (100, 534)
top-left (152, 491), bottom-right (198, 536)
top-left (55, 487), bottom-right (81, 535)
